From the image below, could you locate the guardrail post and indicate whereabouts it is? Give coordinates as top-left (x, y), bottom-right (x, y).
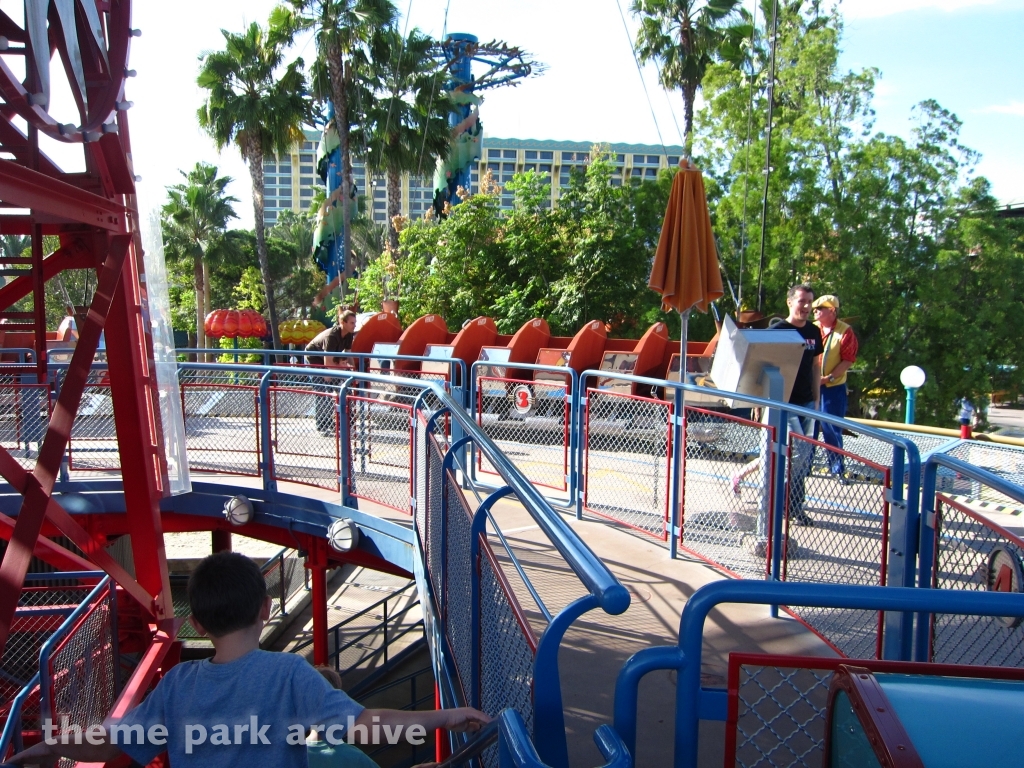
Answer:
top-left (258, 370), bottom-right (276, 492)
top-left (883, 444), bottom-right (915, 660)
top-left (914, 458), bottom-right (941, 661)
top-left (762, 367), bottom-right (788, 617)
top-left (669, 386), bottom-right (684, 559)
top-left (339, 378), bottom-right (356, 507)
top-left (569, 370), bottom-right (581, 520)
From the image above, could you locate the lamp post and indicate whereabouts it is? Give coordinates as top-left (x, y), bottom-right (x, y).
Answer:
top-left (900, 365), bottom-right (926, 424)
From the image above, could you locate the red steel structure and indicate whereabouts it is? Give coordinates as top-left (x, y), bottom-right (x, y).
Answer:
top-left (0, 0), bottom-right (174, 681)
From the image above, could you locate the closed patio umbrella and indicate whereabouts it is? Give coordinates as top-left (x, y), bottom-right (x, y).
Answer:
top-left (648, 159), bottom-right (724, 381)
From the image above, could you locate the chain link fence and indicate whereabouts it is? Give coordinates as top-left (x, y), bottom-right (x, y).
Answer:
top-left (2, 584), bottom-right (95, 689)
top-left (445, 480), bottom-right (475, 700)
top-left (479, 543), bottom-right (537, 768)
top-left (179, 368), bottom-right (261, 476)
top-left (582, 390), bottom-right (672, 540)
top-left (930, 494), bottom-right (1024, 666)
top-left (46, 583), bottom-right (117, 768)
top-left (941, 441), bottom-right (1024, 511)
top-left (725, 656), bottom-right (839, 768)
top-left (0, 383), bottom-right (50, 469)
top-left (476, 377), bottom-right (569, 493)
top-left (781, 435), bottom-right (891, 659)
top-left (65, 370), bottom-right (119, 472)
top-left (270, 384), bottom-right (339, 491)
top-left (347, 393), bottom-right (412, 513)
top-left (680, 407), bottom-right (774, 579)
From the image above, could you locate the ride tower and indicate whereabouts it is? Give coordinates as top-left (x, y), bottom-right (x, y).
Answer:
top-left (431, 34), bottom-right (537, 217)
top-left (0, 0), bottom-right (173, 660)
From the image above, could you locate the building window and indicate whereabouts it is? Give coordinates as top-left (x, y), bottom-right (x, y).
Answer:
top-left (615, 154), bottom-right (625, 164)
top-left (300, 189), bottom-right (313, 197)
top-left (525, 150), bottom-right (537, 160)
top-left (303, 142), bottom-right (314, 150)
top-left (300, 154), bottom-right (313, 162)
top-left (503, 149), bottom-right (516, 159)
top-left (278, 166), bottom-right (291, 176)
top-left (648, 155), bottom-right (660, 165)
top-left (374, 189), bottom-right (386, 199)
top-left (264, 163), bottom-right (276, 173)
top-left (539, 164), bottom-right (552, 173)
top-left (301, 176), bottom-right (314, 186)
top-left (299, 165), bottom-right (314, 174)
top-left (488, 149), bottom-right (502, 159)
top-left (645, 168), bottom-right (658, 177)
top-left (540, 151), bottom-right (553, 161)
top-left (502, 163), bottom-right (515, 173)
top-left (667, 156), bottom-right (679, 166)
top-left (373, 201), bottom-right (386, 210)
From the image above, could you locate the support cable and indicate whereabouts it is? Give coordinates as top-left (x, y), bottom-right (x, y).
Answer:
top-left (737, 0), bottom-right (759, 311)
top-left (614, 0), bottom-right (669, 158)
top-left (756, 0), bottom-right (780, 314)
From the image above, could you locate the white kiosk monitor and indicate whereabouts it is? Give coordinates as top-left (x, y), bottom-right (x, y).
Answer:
top-left (709, 315), bottom-right (806, 406)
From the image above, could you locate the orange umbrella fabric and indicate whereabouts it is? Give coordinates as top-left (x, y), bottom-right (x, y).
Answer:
top-left (648, 160), bottom-right (724, 314)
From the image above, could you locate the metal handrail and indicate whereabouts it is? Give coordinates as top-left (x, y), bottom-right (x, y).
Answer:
top-left (612, 580), bottom-right (1024, 768)
top-left (178, 362), bottom-right (628, 614)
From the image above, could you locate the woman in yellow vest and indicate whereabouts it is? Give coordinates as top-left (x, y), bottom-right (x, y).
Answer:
top-left (812, 295), bottom-right (858, 480)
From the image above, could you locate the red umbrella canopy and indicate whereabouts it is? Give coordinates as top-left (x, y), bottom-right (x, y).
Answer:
top-left (204, 309), bottom-right (268, 338)
top-left (648, 160), bottom-right (724, 315)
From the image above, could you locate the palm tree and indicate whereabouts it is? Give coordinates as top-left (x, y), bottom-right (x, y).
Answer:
top-left (274, 0), bottom-right (397, 285)
top-left (197, 21), bottom-right (311, 349)
top-left (363, 28), bottom-right (451, 251)
top-left (632, 0), bottom-right (743, 158)
top-left (162, 163), bottom-right (239, 354)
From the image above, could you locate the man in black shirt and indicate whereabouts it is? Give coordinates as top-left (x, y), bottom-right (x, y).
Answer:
top-left (305, 309), bottom-right (358, 435)
top-left (772, 284), bottom-right (822, 526)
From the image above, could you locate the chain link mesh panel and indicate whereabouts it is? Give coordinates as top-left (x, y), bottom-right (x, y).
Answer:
top-left (930, 495), bottom-right (1024, 666)
top-left (782, 435), bottom-right (891, 659)
top-left (47, 585), bottom-right (117, 768)
top-left (680, 408), bottom-right (774, 579)
top-left (2, 586), bottom-right (94, 688)
top-left (479, 543), bottom-right (536, 768)
top-left (270, 385), bottom-right (339, 491)
top-left (476, 377), bottom-right (569, 492)
top-left (445, 477), bottom-right (475, 700)
top-left (942, 442), bottom-right (1024, 511)
top-left (347, 395), bottom-right (412, 512)
top-left (66, 369), bottom-right (119, 472)
top-left (0, 383), bottom-right (50, 470)
top-left (262, 553), bottom-right (303, 620)
top-left (180, 380), bottom-right (260, 476)
top-left (583, 390), bottom-right (672, 539)
top-left (728, 660), bottom-right (834, 768)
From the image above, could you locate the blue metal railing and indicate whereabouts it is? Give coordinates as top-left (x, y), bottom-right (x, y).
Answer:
top-left (612, 580), bottom-right (1024, 768)
top-left (0, 572), bottom-right (109, 760)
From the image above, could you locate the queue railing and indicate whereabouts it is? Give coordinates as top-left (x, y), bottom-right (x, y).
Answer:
top-left (577, 370), bottom-right (922, 660)
top-left (612, 580), bottom-right (1024, 768)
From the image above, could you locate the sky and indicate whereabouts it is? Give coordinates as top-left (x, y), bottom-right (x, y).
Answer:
top-left (37, 0), bottom-right (1024, 227)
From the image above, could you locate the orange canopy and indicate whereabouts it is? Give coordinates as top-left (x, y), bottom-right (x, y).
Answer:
top-left (648, 160), bottom-right (724, 315)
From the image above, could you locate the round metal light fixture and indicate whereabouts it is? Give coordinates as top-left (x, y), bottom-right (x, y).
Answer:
top-left (327, 518), bottom-right (360, 553)
top-left (222, 495), bottom-right (254, 526)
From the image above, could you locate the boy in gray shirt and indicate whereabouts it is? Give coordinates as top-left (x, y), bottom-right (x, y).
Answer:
top-left (10, 552), bottom-right (488, 767)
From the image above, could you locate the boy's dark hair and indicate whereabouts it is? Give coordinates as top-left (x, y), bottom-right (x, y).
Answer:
top-left (188, 552), bottom-right (267, 637)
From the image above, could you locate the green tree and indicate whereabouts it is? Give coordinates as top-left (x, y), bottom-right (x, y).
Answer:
top-left (632, 0), bottom-right (744, 157)
top-left (696, 2), bottom-right (1024, 425)
top-left (161, 162), bottom-right (239, 352)
top-left (274, 0), bottom-right (398, 288)
top-left (197, 20), bottom-right (311, 348)
top-left (363, 27), bottom-right (451, 251)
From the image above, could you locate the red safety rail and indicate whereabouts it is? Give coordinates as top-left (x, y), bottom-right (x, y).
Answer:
top-left (929, 493), bottom-right (1024, 667)
top-left (269, 385), bottom-right (340, 492)
top-left (179, 382), bottom-right (261, 477)
top-left (346, 394), bottom-right (413, 513)
top-left (0, 383), bottom-right (53, 471)
top-left (782, 434), bottom-right (892, 660)
top-left (679, 406), bottom-right (776, 577)
top-left (477, 376), bottom-right (569, 492)
top-left (724, 652), bottom-right (1024, 768)
top-left (583, 389), bottom-right (672, 540)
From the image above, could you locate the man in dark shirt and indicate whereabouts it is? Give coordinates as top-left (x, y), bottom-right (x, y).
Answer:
top-left (772, 284), bottom-right (822, 526)
top-left (305, 309), bottom-right (358, 434)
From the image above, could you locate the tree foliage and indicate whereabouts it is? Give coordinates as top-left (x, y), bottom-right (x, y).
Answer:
top-left (696, 1), bottom-right (1024, 425)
